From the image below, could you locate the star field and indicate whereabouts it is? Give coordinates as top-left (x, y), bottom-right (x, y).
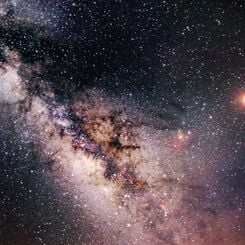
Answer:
top-left (0, 1), bottom-right (244, 244)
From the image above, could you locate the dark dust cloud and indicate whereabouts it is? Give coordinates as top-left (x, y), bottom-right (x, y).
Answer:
top-left (0, 1), bottom-right (244, 244)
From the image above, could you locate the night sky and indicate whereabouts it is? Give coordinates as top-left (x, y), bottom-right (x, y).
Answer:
top-left (0, 1), bottom-right (244, 244)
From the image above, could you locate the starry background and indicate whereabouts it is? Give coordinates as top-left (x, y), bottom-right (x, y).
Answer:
top-left (0, 0), bottom-right (244, 244)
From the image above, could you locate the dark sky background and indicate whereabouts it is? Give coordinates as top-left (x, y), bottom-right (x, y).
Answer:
top-left (0, 0), bottom-right (244, 244)
top-left (1, 0), bottom-right (244, 96)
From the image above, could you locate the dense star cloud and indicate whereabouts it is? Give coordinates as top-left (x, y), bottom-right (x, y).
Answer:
top-left (0, 1), bottom-right (244, 244)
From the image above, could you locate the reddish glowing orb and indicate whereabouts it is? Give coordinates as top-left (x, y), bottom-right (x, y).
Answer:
top-left (235, 92), bottom-right (245, 111)
top-left (238, 93), bottom-right (245, 107)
